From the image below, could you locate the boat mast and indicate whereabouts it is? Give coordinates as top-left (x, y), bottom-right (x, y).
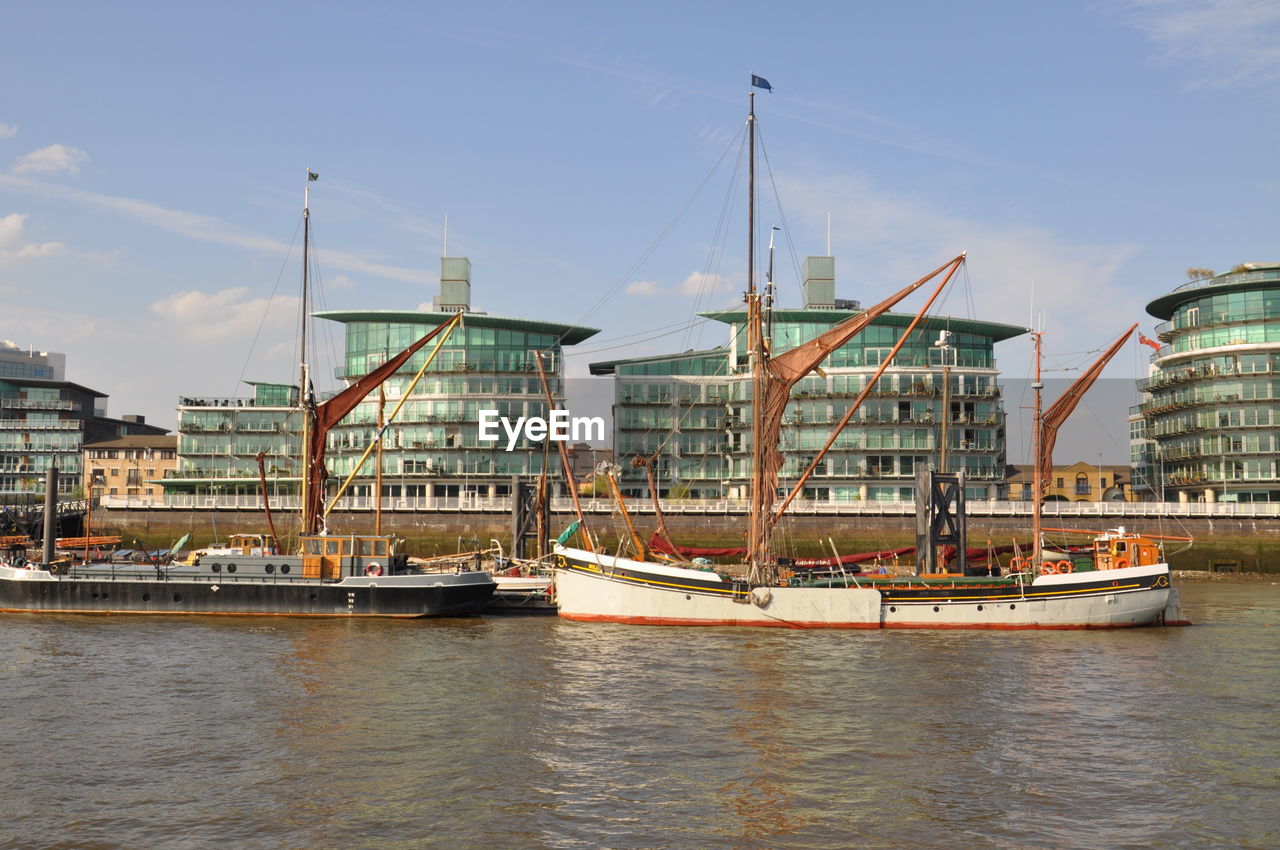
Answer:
top-left (1031, 330), bottom-right (1043, 566)
top-left (746, 91), bottom-right (769, 578)
top-left (299, 172), bottom-right (313, 536)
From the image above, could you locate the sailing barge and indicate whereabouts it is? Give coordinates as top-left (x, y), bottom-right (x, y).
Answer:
top-left (551, 86), bottom-right (1184, 630)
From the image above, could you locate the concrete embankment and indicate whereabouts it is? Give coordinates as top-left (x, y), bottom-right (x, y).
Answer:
top-left (92, 506), bottom-right (1277, 573)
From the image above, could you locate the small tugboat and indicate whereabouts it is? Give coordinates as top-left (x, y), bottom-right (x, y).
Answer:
top-left (0, 174), bottom-right (495, 618)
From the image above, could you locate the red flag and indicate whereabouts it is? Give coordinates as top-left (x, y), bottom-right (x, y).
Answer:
top-left (1138, 332), bottom-right (1162, 352)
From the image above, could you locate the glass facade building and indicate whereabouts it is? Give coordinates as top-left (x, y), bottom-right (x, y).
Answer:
top-left (592, 257), bottom-right (1026, 502)
top-left (1140, 262), bottom-right (1280, 502)
top-left (0, 345), bottom-right (166, 499)
top-left (168, 259), bottom-right (598, 505)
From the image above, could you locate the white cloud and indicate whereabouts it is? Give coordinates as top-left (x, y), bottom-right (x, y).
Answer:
top-left (150, 286), bottom-right (300, 341)
top-left (774, 171), bottom-right (1142, 345)
top-left (679, 271), bottom-right (732, 297)
top-left (0, 124), bottom-right (16, 140)
top-left (625, 280), bottom-right (664, 296)
top-left (0, 172), bottom-right (434, 285)
top-left (1106, 0), bottom-right (1280, 90)
top-left (12, 143), bottom-right (90, 175)
top-left (0, 212), bottom-right (64, 265)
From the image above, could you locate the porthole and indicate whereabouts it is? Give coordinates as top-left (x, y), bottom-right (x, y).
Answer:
top-left (685, 594), bottom-right (691, 600)
top-left (280, 565), bottom-right (291, 574)
top-left (172, 593), bottom-right (182, 603)
top-left (142, 593), bottom-right (151, 602)
top-left (1009, 604), bottom-right (1016, 610)
top-left (933, 606), bottom-right (940, 612)
top-left (976, 605), bottom-right (984, 611)
top-left (889, 606), bottom-right (897, 613)
top-left (309, 593), bottom-right (318, 600)
top-left (264, 564), bottom-right (275, 574)
top-left (227, 564), bottom-right (237, 573)
top-left (211, 564), bottom-right (221, 573)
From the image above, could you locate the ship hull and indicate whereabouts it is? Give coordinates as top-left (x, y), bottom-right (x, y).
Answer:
top-left (0, 566), bottom-right (496, 618)
top-left (553, 547), bottom-right (1174, 630)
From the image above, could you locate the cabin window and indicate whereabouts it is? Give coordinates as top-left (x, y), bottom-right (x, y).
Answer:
top-left (324, 540), bottom-right (341, 556)
top-left (305, 539), bottom-right (323, 555)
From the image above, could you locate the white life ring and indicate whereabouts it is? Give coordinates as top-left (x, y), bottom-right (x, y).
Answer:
top-left (365, 563), bottom-right (383, 577)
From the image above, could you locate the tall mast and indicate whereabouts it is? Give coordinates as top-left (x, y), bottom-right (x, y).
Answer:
top-left (1031, 330), bottom-right (1043, 566)
top-left (299, 174), bottom-right (312, 535)
top-left (746, 91), bottom-right (768, 576)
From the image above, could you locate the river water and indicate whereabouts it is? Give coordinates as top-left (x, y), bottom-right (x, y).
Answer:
top-left (0, 580), bottom-right (1275, 849)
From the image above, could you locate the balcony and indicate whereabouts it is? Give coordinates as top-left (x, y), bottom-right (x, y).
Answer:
top-left (0, 399), bottom-right (78, 411)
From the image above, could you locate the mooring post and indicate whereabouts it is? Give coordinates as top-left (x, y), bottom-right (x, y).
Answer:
top-left (42, 465), bottom-right (57, 565)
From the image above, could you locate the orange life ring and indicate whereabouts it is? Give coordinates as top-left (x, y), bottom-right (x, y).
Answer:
top-left (1010, 556), bottom-right (1026, 570)
top-left (1040, 563), bottom-right (1056, 576)
top-left (365, 563), bottom-right (383, 577)
top-left (1056, 560), bottom-right (1073, 574)
top-left (1114, 559), bottom-right (1129, 569)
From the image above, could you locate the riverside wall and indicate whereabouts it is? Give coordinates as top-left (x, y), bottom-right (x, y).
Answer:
top-left (91, 506), bottom-right (1278, 573)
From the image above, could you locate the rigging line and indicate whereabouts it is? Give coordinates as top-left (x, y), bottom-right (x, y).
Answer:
top-left (303, 225), bottom-right (345, 395)
top-left (569, 315), bottom-right (716, 351)
top-left (563, 319), bottom-right (719, 359)
top-left (572, 123), bottom-right (748, 329)
top-left (684, 131), bottom-right (748, 353)
top-left (756, 126), bottom-right (806, 300)
top-left (233, 214), bottom-right (304, 398)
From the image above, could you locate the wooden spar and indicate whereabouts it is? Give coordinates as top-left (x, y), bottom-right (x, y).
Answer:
top-left (604, 468), bottom-right (647, 559)
top-left (771, 254), bottom-right (966, 523)
top-left (1031, 331), bottom-right (1044, 563)
top-left (746, 91), bottom-right (767, 577)
top-left (1036, 323), bottom-right (1138, 497)
top-left (298, 179), bottom-right (312, 539)
top-left (1041, 526), bottom-right (1195, 542)
top-left (375, 385), bottom-right (385, 536)
top-left (745, 254), bottom-right (968, 573)
top-left (255, 451), bottom-right (282, 553)
top-left (302, 312), bottom-right (463, 535)
top-left (1031, 323), bottom-right (1137, 563)
top-left (321, 311), bottom-right (463, 519)
top-left (634, 454), bottom-right (680, 555)
top-left (533, 350), bottom-right (595, 554)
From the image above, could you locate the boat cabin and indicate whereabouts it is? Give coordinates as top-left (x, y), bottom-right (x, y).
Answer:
top-left (224, 534), bottom-right (277, 557)
top-left (1093, 527), bottom-right (1161, 570)
top-left (300, 534), bottom-right (401, 579)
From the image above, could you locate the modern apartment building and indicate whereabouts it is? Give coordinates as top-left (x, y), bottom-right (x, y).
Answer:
top-left (0, 342), bottom-right (167, 499)
top-left (592, 257), bottom-right (1026, 502)
top-left (1141, 262), bottom-right (1280, 503)
top-left (167, 258), bottom-right (599, 505)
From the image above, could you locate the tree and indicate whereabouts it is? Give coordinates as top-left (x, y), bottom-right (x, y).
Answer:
top-left (1185, 267), bottom-right (1215, 281)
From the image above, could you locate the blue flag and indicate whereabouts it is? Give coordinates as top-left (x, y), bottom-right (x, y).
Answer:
top-left (751, 74), bottom-right (772, 92)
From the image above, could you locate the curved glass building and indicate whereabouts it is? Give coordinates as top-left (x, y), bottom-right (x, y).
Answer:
top-left (1141, 262), bottom-right (1280, 502)
top-left (592, 256), bottom-right (1026, 503)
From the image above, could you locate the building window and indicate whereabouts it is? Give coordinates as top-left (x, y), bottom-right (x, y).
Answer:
top-left (1075, 473), bottom-right (1090, 496)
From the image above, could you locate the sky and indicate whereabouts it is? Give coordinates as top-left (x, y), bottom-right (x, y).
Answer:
top-left (2, 0), bottom-right (1278, 464)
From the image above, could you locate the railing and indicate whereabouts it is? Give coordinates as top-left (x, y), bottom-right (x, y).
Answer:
top-left (95, 494), bottom-right (1280, 518)
top-left (0, 419), bottom-right (80, 430)
top-left (0, 399), bottom-right (78, 411)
